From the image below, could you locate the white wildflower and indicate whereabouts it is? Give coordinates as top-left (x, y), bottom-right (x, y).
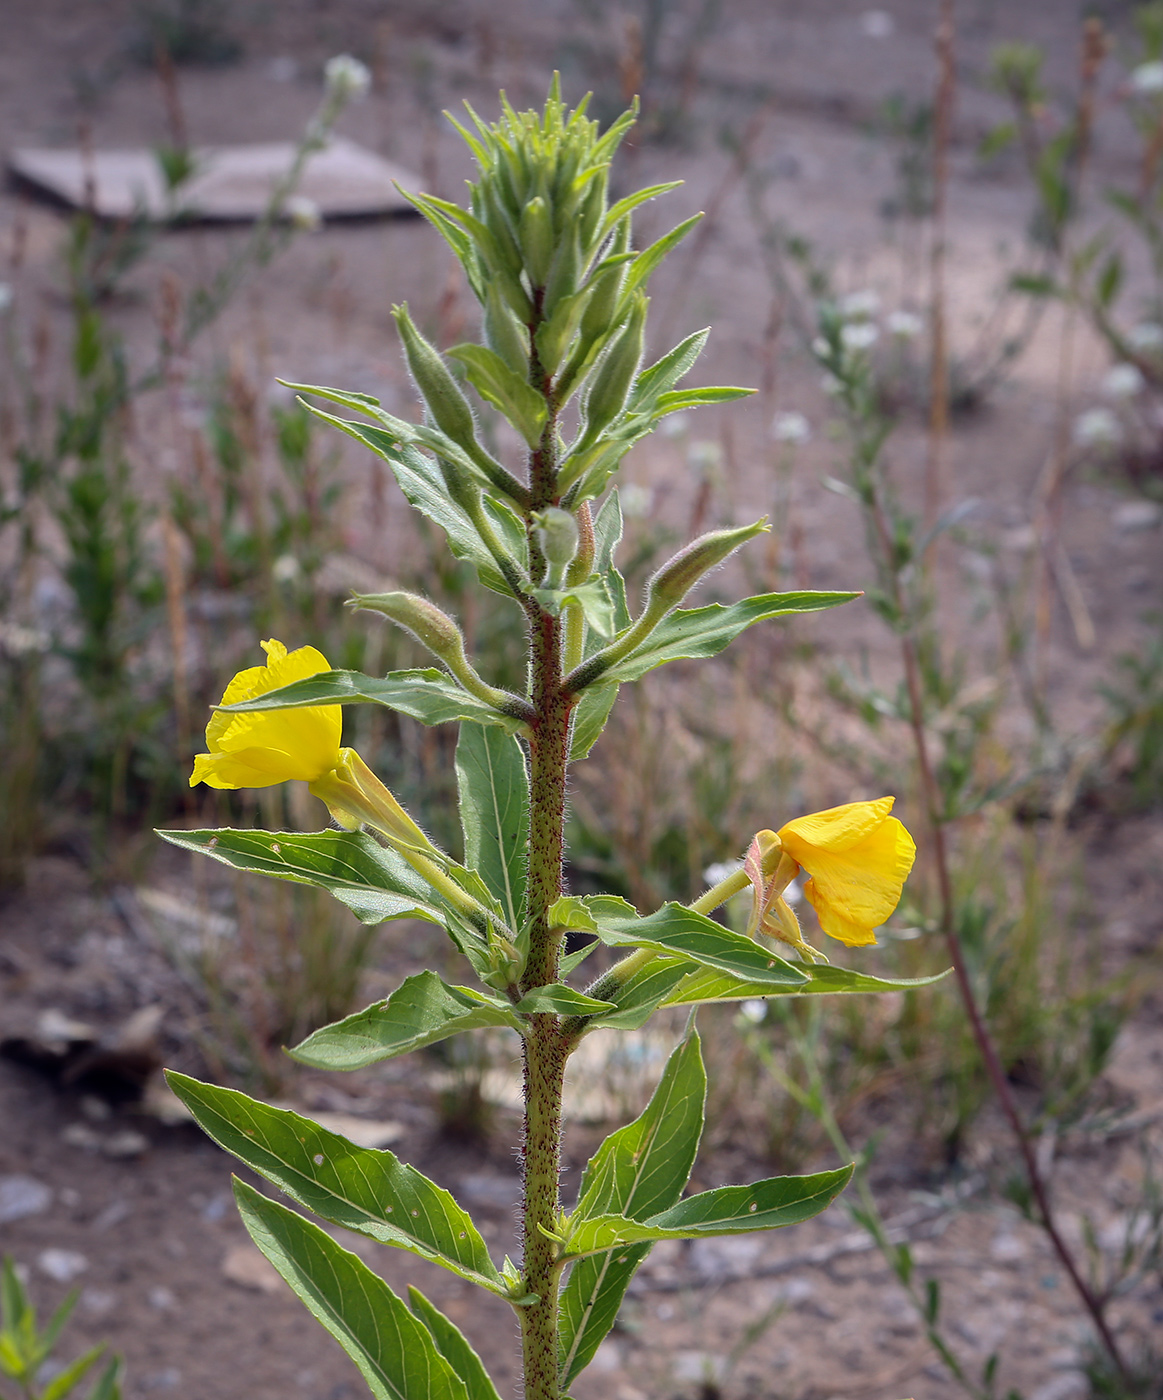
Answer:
top-left (1072, 407), bottom-right (1122, 449)
top-left (272, 554), bottom-right (302, 584)
top-left (0, 622), bottom-right (51, 656)
top-left (841, 320), bottom-right (880, 352)
top-left (886, 309), bottom-right (923, 339)
top-left (286, 195), bottom-right (322, 232)
top-left (688, 440), bottom-right (722, 475)
top-left (820, 372), bottom-right (843, 396)
top-left (1101, 363), bottom-right (1145, 400)
top-left (619, 483), bottom-right (654, 518)
top-left (770, 410), bottom-right (811, 444)
top-left (738, 1000), bottom-right (768, 1024)
top-left (1131, 61), bottom-right (1163, 94)
top-left (1127, 321), bottom-right (1163, 352)
top-left (838, 289), bottom-right (881, 320)
top-left (325, 54), bottom-right (372, 102)
top-left (811, 335), bottom-right (832, 360)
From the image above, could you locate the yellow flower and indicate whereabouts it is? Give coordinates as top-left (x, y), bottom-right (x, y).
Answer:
top-left (191, 639), bottom-right (341, 790)
top-left (777, 796), bottom-right (916, 948)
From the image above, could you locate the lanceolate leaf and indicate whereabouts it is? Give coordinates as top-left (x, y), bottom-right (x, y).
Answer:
top-left (289, 970), bottom-right (524, 1070)
top-left (233, 1181), bottom-right (471, 1400)
top-left (584, 957), bottom-right (693, 1031)
top-left (661, 963), bottom-right (951, 1008)
top-left (558, 1032), bottom-right (706, 1386)
top-left (561, 1167), bottom-right (853, 1260)
top-left (601, 591), bottom-right (859, 684)
top-left (560, 896), bottom-right (809, 989)
top-left (156, 828), bottom-right (444, 928)
top-left (511, 984), bottom-right (616, 1016)
top-left (569, 682), bottom-right (619, 760)
top-left (216, 668), bottom-right (526, 733)
top-left (455, 724), bottom-right (529, 931)
top-left (169, 1074), bottom-right (507, 1293)
top-left (447, 343), bottom-right (548, 447)
top-left (407, 1288), bottom-right (502, 1400)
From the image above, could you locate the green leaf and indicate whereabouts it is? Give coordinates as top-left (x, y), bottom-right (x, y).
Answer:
top-left (156, 827), bottom-right (445, 928)
top-left (569, 682), bottom-right (619, 760)
top-left (290, 970), bottom-right (524, 1069)
top-left (512, 984), bottom-right (616, 1016)
top-left (407, 1288), bottom-right (502, 1400)
top-left (563, 896), bottom-right (809, 989)
top-left (661, 963), bottom-right (951, 1007)
top-left (584, 956), bottom-right (694, 1031)
top-left (561, 1166), bottom-right (853, 1259)
top-left (531, 579), bottom-right (616, 637)
top-left (623, 214), bottom-right (702, 297)
top-left (216, 667), bottom-right (525, 732)
top-left (630, 329), bottom-right (709, 410)
top-left (653, 386), bottom-right (755, 413)
top-left (86, 1358), bottom-right (122, 1400)
top-left (559, 1032), bottom-right (706, 1385)
top-left (169, 1074), bottom-right (507, 1293)
top-left (600, 181), bottom-right (683, 237)
top-left (455, 724), bottom-right (529, 931)
top-left (602, 591), bottom-right (859, 683)
top-left (233, 1180), bottom-right (471, 1400)
top-left (447, 344), bottom-right (548, 448)
top-left (41, 1346), bottom-right (104, 1400)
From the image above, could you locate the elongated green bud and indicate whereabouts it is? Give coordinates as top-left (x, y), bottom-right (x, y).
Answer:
top-left (392, 304), bottom-right (478, 453)
top-left (484, 283), bottom-right (530, 377)
top-left (531, 507), bottom-right (580, 588)
top-left (519, 196), bottom-right (554, 288)
top-left (646, 518), bottom-right (770, 612)
top-left (577, 169), bottom-right (608, 256)
top-left (583, 290), bottom-right (647, 439)
top-left (351, 590), bottom-right (466, 661)
top-left (543, 225), bottom-right (581, 319)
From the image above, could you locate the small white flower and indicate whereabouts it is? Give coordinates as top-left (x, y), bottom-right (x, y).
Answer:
top-left (0, 622), bottom-right (51, 656)
top-left (0, 283), bottom-right (12, 313)
top-left (286, 195), bottom-right (322, 232)
top-left (703, 859), bottom-right (743, 886)
top-left (619, 483), bottom-right (654, 518)
top-left (272, 553), bottom-right (302, 584)
top-left (325, 54), bottom-right (371, 102)
top-left (1072, 407), bottom-right (1122, 449)
top-left (738, 999), bottom-right (768, 1024)
top-left (1127, 321), bottom-right (1163, 352)
top-left (1101, 363), bottom-right (1145, 400)
top-left (838, 289), bottom-right (881, 320)
top-left (841, 320), bottom-right (880, 352)
top-left (886, 309), bottom-right (923, 339)
top-left (660, 411), bottom-right (691, 438)
top-left (811, 335), bottom-right (831, 360)
top-left (1131, 61), bottom-right (1163, 94)
top-left (688, 440), bottom-right (722, 475)
top-left (820, 372), bottom-right (843, 397)
top-left (770, 410), bottom-right (812, 444)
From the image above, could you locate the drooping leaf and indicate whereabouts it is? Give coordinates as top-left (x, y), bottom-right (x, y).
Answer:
top-left (233, 1180), bottom-right (471, 1400)
top-left (569, 682), bottom-right (620, 760)
top-left (156, 828), bottom-right (444, 928)
top-left (661, 963), bottom-right (951, 1007)
top-left (455, 724), bottom-right (529, 932)
top-left (600, 591), bottom-right (859, 684)
top-left (289, 970), bottom-right (524, 1070)
top-left (407, 1288), bottom-right (502, 1400)
top-left (511, 984), bottom-right (616, 1016)
top-left (169, 1074), bottom-right (507, 1293)
top-left (559, 1032), bottom-right (706, 1385)
top-left (561, 1166), bottom-right (853, 1260)
top-left (557, 896), bottom-right (809, 989)
top-left (216, 668), bottom-right (526, 733)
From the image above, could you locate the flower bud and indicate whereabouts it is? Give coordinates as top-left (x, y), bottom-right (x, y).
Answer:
top-left (646, 518), bottom-right (770, 612)
top-left (543, 225), bottom-right (581, 319)
top-left (519, 196), bottom-right (554, 288)
top-left (392, 304), bottom-right (479, 456)
top-left (351, 590), bottom-right (467, 664)
top-left (582, 291), bottom-right (647, 439)
top-left (324, 54), bottom-right (371, 102)
top-left (531, 508), bottom-right (580, 587)
top-left (484, 283), bottom-right (531, 377)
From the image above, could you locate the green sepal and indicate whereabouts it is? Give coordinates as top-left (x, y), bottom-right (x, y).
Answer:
top-left (455, 724), bottom-right (529, 932)
top-left (407, 1288), bottom-right (503, 1400)
top-left (447, 343), bottom-right (548, 448)
top-left (512, 985), bottom-right (616, 1016)
top-left (169, 1074), bottom-right (507, 1294)
top-left (661, 964), bottom-right (952, 1007)
top-left (595, 591), bottom-right (860, 685)
top-left (155, 827), bottom-right (446, 928)
top-left (561, 1166), bottom-right (853, 1260)
top-left (552, 895), bottom-right (809, 988)
top-left (215, 667), bottom-right (527, 733)
top-left (232, 1180), bottom-right (473, 1400)
top-left (559, 1031), bottom-right (706, 1385)
top-left (289, 970), bottom-right (524, 1069)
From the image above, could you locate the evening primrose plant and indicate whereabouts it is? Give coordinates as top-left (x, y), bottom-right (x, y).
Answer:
top-left (160, 83), bottom-right (938, 1400)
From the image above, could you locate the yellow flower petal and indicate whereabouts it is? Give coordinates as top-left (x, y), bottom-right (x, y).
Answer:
top-left (778, 798), bottom-right (916, 947)
top-left (191, 639), bottom-right (341, 789)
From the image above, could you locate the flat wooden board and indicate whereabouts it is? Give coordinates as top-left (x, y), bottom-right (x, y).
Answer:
top-left (8, 138), bottom-right (420, 222)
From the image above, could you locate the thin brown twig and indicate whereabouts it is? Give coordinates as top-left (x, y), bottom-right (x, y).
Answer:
top-left (925, 0), bottom-right (954, 548)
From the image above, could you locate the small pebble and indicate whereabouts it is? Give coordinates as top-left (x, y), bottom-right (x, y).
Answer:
top-left (0, 1175), bottom-right (52, 1224)
top-left (38, 1248), bottom-right (88, 1283)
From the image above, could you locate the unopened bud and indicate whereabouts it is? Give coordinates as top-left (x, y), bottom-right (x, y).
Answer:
top-left (519, 196), bottom-right (554, 288)
top-left (646, 518), bottom-right (770, 612)
top-left (324, 54), bottom-right (371, 102)
top-left (543, 225), bottom-right (581, 319)
top-left (392, 304), bottom-right (479, 456)
top-left (351, 591), bottom-right (466, 664)
top-left (531, 508), bottom-right (580, 587)
top-left (583, 291), bottom-right (647, 439)
top-left (485, 283), bottom-right (530, 377)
